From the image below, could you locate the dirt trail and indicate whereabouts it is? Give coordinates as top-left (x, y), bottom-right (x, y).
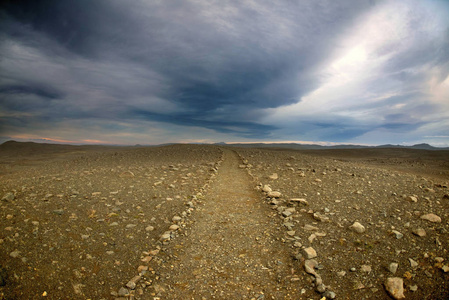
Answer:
top-left (147, 149), bottom-right (303, 299)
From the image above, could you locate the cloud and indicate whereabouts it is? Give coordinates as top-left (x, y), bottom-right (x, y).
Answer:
top-left (0, 0), bottom-right (448, 145)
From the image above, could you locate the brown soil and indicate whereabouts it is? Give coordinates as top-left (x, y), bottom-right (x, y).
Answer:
top-left (1, 142), bottom-right (448, 299)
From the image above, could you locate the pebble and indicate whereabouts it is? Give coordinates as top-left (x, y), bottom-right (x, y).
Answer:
top-left (52, 209), bottom-right (64, 215)
top-left (1, 192), bottom-right (15, 202)
top-left (303, 247), bottom-right (317, 259)
top-left (160, 233), bottom-right (171, 241)
top-left (337, 271), bottom-right (346, 277)
top-left (145, 225), bottom-right (155, 231)
top-left (409, 285), bottom-right (418, 292)
top-left (407, 196), bottom-right (418, 202)
top-left (169, 225), bottom-right (179, 231)
top-left (304, 224), bottom-right (319, 231)
top-left (269, 173), bottom-right (278, 180)
top-left (392, 230), bottom-right (403, 239)
top-left (118, 287), bottom-right (129, 297)
top-left (126, 224), bottom-right (137, 229)
top-left (268, 191), bottom-right (282, 198)
top-left (412, 228), bottom-right (426, 237)
top-left (349, 222), bottom-right (365, 233)
top-left (316, 283), bottom-right (326, 293)
top-left (290, 198), bottom-right (308, 205)
top-left (384, 277), bottom-right (405, 299)
top-left (361, 265), bottom-right (372, 273)
top-left (172, 216), bottom-right (182, 222)
top-left (9, 250), bottom-right (20, 258)
top-left (262, 185), bottom-right (272, 193)
top-left (409, 258), bottom-right (418, 269)
top-left (389, 262), bottom-right (399, 274)
top-left (125, 275), bottom-right (141, 290)
top-left (324, 291), bottom-right (336, 299)
top-left (110, 222), bottom-right (119, 226)
top-left (420, 213), bottom-right (441, 223)
top-left (304, 259), bottom-right (318, 275)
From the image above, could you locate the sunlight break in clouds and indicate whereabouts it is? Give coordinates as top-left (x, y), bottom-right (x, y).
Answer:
top-left (262, 0), bottom-right (449, 145)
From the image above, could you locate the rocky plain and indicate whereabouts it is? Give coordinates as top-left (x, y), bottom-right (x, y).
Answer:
top-left (0, 141), bottom-right (448, 299)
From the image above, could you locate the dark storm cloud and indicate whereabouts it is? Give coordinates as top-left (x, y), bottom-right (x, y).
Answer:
top-left (1, 0), bottom-right (448, 145)
top-left (0, 0), bottom-right (377, 140)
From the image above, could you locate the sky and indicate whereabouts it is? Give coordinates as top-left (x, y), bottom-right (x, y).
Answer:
top-left (1, 0), bottom-right (449, 146)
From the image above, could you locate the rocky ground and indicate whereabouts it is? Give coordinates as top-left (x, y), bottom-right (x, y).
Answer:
top-left (0, 142), bottom-right (448, 299)
top-left (237, 147), bottom-right (449, 299)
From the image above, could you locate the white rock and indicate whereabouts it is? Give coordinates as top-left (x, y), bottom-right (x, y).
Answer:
top-left (384, 277), bottom-right (405, 299)
top-left (361, 265), bottom-right (372, 273)
top-left (389, 262), bottom-right (399, 274)
top-left (409, 258), bottom-right (418, 269)
top-left (145, 225), bottom-right (155, 231)
top-left (392, 230), bottom-right (403, 239)
top-left (349, 222), bottom-right (365, 233)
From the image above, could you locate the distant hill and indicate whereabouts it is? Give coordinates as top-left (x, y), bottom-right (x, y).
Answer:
top-left (224, 142), bottom-right (449, 150)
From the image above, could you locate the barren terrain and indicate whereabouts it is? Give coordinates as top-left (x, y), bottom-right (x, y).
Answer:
top-left (0, 142), bottom-right (448, 299)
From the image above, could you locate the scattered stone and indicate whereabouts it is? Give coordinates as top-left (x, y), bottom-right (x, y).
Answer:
top-left (169, 224), bottom-right (179, 231)
top-left (361, 265), bottom-right (372, 273)
top-left (409, 285), bottom-right (418, 292)
top-left (286, 230), bottom-right (295, 236)
top-left (290, 198), bottom-right (308, 205)
top-left (316, 283), bottom-right (326, 293)
top-left (337, 271), bottom-right (346, 277)
top-left (145, 225), bottom-right (155, 231)
top-left (141, 256), bottom-right (152, 263)
top-left (268, 173), bottom-right (278, 180)
top-left (304, 224), bottom-right (319, 231)
top-left (9, 250), bottom-right (20, 258)
top-left (349, 222), bottom-right (365, 233)
top-left (392, 230), bottom-right (403, 239)
top-left (126, 224), bottom-right (137, 229)
top-left (324, 291), bottom-right (336, 299)
top-left (126, 276), bottom-right (141, 290)
top-left (268, 191), bottom-right (282, 198)
top-left (412, 228), bottom-right (426, 237)
top-left (1, 192), bottom-right (15, 202)
top-left (262, 185), bottom-right (272, 193)
top-left (313, 212), bottom-right (329, 222)
top-left (420, 213), bottom-right (441, 223)
top-left (389, 262), bottom-right (399, 274)
top-left (293, 241), bottom-right (302, 248)
top-left (282, 210), bottom-right (292, 217)
top-left (409, 258), bottom-right (418, 269)
top-left (52, 209), bottom-right (64, 215)
top-left (110, 222), bottom-right (119, 226)
top-left (303, 247), bottom-right (317, 259)
top-left (118, 287), bottom-right (129, 297)
top-left (160, 233), bottom-right (171, 241)
top-left (172, 216), bottom-right (182, 222)
top-left (304, 259), bottom-right (318, 275)
top-left (407, 196), bottom-right (418, 202)
top-left (442, 265), bottom-right (449, 272)
top-left (384, 277), bottom-right (405, 299)
top-left (120, 171), bottom-right (135, 178)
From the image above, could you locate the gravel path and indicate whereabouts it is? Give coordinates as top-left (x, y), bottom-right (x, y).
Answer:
top-left (147, 149), bottom-right (303, 299)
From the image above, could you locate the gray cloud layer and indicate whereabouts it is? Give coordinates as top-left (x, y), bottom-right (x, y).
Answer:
top-left (1, 0), bottom-right (448, 145)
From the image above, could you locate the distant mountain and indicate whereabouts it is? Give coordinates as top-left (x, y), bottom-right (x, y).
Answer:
top-left (225, 142), bottom-right (449, 150)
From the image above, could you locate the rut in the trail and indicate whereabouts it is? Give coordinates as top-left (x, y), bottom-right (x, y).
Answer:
top-left (147, 149), bottom-right (304, 299)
